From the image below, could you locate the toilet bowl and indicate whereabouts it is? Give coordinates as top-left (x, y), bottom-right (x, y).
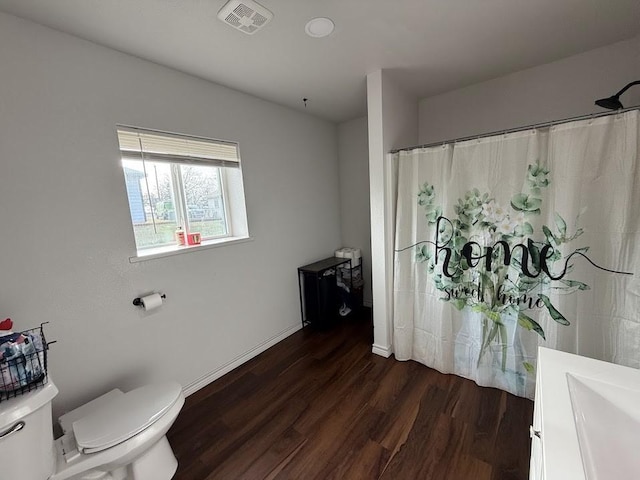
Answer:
top-left (0, 378), bottom-right (184, 480)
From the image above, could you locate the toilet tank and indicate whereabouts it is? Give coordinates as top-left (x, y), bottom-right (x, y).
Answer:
top-left (0, 381), bottom-right (58, 480)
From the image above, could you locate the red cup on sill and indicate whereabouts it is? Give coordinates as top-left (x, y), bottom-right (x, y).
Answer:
top-left (186, 232), bottom-right (202, 245)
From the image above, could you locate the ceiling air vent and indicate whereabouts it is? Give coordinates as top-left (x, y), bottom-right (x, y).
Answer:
top-left (217, 0), bottom-right (273, 35)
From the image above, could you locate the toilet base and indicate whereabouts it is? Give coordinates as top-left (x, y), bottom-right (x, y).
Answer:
top-left (130, 436), bottom-right (178, 480)
top-left (74, 469), bottom-right (123, 480)
top-left (68, 437), bottom-right (176, 480)
top-left (51, 434), bottom-right (179, 480)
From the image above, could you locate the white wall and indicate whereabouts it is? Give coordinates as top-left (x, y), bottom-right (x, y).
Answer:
top-left (367, 70), bottom-right (418, 357)
top-left (337, 116), bottom-right (371, 306)
top-left (0, 12), bottom-right (341, 415)
top-left (419, 36), bottom-right (640, 144)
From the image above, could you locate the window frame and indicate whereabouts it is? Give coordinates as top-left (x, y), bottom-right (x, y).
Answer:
top-left (117, 125), bottom-right (250, 261)
top-left (170, 162), bottom-right (231, 242)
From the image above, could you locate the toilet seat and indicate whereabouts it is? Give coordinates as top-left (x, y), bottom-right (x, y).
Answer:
top-left (72, 382), bottom-right (182, 454)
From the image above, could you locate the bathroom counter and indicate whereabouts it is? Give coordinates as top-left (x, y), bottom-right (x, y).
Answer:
top-left (531, 347), bottom-right (640, 480)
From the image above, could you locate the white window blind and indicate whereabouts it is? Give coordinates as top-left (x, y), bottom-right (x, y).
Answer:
top-left (117, 127), bottom-right (240, 169)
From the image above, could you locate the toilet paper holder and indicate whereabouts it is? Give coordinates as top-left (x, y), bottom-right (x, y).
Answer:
top-left (132, 294), bottom-right (166, 307)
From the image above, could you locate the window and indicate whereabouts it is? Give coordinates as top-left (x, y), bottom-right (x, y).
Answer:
top-left (117, 126), bottom-right (249, 257)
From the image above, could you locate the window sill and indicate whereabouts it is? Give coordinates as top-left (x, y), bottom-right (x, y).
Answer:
top-left (129, 236), bottom-right (253, 263)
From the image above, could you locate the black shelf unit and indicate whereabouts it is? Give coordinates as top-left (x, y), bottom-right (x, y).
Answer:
top-left (298, 257), bottom-right (352, 328)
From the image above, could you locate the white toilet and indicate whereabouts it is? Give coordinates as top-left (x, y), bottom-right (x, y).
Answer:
top-left (0, 378), bottom-right (185, 480)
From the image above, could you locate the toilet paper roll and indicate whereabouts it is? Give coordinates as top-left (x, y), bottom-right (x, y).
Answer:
top-left (140, 293), bottom-right (163, 312)
top-left (340, 248), bottom-right (360, 267)
top-left (351, 248), bottom-right (362, 267)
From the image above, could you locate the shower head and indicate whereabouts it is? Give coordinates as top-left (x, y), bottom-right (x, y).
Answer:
top-left (594, 80), bottom-right (640, 110)
top-left (595, 95), bottom-right (624, 110)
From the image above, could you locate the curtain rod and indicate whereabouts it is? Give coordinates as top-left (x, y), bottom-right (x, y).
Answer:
top-left (390, 104), bottom-right (640, 154)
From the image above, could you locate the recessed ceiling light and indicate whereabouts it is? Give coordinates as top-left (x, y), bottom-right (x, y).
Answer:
top-left (305, 17), bottom-right (335, 38)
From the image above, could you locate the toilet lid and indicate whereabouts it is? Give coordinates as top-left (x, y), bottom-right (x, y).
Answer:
top-left (72, 382), bottom-right (182, 453)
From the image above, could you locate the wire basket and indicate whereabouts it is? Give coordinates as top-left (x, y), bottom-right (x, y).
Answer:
top-left (0, 323), bottom-right (50, 403)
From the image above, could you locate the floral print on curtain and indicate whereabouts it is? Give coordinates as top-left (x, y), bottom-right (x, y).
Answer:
top-left (393, 111), bottom-right (639, 399)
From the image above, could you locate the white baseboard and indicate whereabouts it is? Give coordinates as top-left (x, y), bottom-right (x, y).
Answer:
top-left (371, 343), bottom-right (392, 358)
top-left (182, 323), bottom-right (302, 397)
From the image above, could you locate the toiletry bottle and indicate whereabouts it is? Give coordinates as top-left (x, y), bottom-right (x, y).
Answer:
top-left (175, 226), bottom-right (186, 246)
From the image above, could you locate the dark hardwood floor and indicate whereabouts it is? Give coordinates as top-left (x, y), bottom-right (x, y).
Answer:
top-left (167, 311), bottom-right (534, 480)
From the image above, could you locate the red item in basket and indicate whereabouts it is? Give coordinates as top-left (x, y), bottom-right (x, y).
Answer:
top-left (0, 319), bottom-right (12, 331)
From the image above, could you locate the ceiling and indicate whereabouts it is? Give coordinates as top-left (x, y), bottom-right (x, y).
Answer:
top-left (1, 0), bottom-right (639, 123)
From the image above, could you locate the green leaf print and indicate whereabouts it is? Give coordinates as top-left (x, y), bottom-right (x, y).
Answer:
top-left (510, 193), bottom-right (542, 213)
top-left (538, 294), bottom-right (570, 326)
top-left (554, 213), bottom-right (567, 238)
top-left (518, 312), bottom-right (546, 340)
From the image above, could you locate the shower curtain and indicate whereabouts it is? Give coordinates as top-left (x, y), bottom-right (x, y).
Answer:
top-left (393, 111), bottom-right (640, 399)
